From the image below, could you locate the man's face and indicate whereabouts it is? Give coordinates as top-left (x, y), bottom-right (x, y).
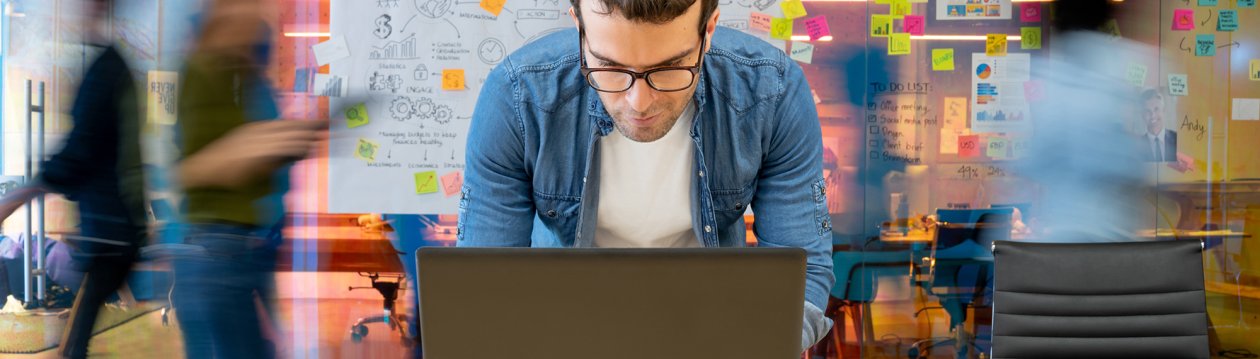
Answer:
top-left (1143, 97), bottom-right (1164, 135)
top-left (576, 0), bottom-right (715, 142)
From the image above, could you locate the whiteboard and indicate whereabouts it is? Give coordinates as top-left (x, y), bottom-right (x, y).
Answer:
top-left (329, 0), bottom-right (786, 214)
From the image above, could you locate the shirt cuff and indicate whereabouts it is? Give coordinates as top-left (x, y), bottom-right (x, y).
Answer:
top-left (801, 301), bottom-right (833, 352)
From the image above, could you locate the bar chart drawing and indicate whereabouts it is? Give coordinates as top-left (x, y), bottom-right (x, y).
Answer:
top-left (313, 74), bottom-right (347, 97)
top-left (370, 34), bottom-right (419, 60)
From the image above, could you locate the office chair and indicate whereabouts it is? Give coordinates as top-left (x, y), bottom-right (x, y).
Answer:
top-left (818, 248), bottom-right (914, 358)
top-left (909, 208), bottom-right (1011, 358)
top-left (991, 240), bottom-right (1210, 358)
top-left (346, 214), bottom-right (416, 346)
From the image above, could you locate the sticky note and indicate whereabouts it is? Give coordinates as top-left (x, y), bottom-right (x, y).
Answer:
top-left (903, 15), bottom-right (925, 36)
top-left (790, 42), bottom-right (815, 64)
top-left (804, 16), bottom-right (831, 41)
top-left (959, 135), bottom-right (980, 158)
top-left (770, 18), bottom-right (793, 40)
top-left (940, 129), bottom-right (963, 155)
top-left (986, 34), bottom-right (1007, 57)
top-left (346, 103), bottom-right (370, 128)
top-left (1233, 98), bottom-right (1260, 121)
top-left (1168, 74), bottom-right (1189, 96)
top-left (1199, 0), bottom-right (1217, 5)
top-left (414, 171), bottom-right (439, 194)
top-left (932, 49), bottom-right (955, 71)
top-left (355, 138), bottom-right (380, 163)
top-left (1127, 64), bottom-right (1147, 87)
top-left (750, 13), bottom-right (772, 32)
top-left (871, 15), bottom-right (893, 37)
top-left (442, 69), bottom-right (466, 90)
top-left (1195, 34), bottom-right (1216, 57)
top-left (441, 171), bottom-right (463, 196)
top-left (1020, 27), bottom-right (1041, 50)
top-left (888, 33), bottom-right (911, 55)
top-left (943, 97), bottom-right (967, 129)
top-left (479, 0), bottom-right (505, 16)
top-left (781, 0), bottom-right (807, 19)
top-left (1172, 9), bottom-right (1195, 30)
top-left (1024, 81), bottom-right (1044, 102)
top-left (1101, 19), bottom-right (1122, 38)
top-left (1218, 9), bottom-right (1238, 31)
top-left (312, 36), bottom-right (351, 66)
top-left (986, 137), bottom-right (1008, 159)
top-left (890, 0), bottom-right (911, 18)
top-left (1020, 3), bottom-right (1042, 22)
top-left (1242, 0), bottom-right (1256, 8)
top-left (1251, 60), bottom-right (1260, 81)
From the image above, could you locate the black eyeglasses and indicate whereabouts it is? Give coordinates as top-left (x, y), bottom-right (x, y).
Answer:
top-left (578, 28), bottom-right (705, 93)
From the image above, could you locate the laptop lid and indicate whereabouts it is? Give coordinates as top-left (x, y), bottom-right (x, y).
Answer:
top-left (417, 247), bottom-right (806, 359)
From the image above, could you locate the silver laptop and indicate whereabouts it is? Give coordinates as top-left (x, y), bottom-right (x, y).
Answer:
top-left (416, 247), bottom-right (807, 359)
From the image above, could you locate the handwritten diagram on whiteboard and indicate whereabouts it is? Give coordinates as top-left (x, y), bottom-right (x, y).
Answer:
top-left (329, 0), bottom-right (787, 214)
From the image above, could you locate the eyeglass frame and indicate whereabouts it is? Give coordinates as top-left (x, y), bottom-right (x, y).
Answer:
top-left (577, 26), bottom-right (707, 93)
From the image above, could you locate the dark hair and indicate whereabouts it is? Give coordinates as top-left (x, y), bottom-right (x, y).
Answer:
top-left (571, 0), bottom-right (717, 36)
top-left (1052, 0), bottom-right (1114, 33)
top-left (1140, 88), bottom-right (1162, 103)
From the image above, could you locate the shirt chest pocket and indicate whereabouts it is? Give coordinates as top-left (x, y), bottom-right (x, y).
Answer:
top-left (711, 185), bottom-right (754, 227)
top-left (534, 192), bottom-right (581, 243)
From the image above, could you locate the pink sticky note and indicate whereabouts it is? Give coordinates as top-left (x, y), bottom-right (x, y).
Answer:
top-left (1019, 3), bottom-right (1042, 22)
top-left (959, 135), bottom-right (981, 158)
top-left (750, 12), bottom-right (772, 32)
top-left (804, 16), bottom-right (831, 41)
top-left (1172, 9), bottom-right (1196, 30)
top-left (1023, 81), bottom-right (1043, 102)
top-left (903, 15), bottom-right (925, 36)
top-left (441, 171), bottom-right (463, 197)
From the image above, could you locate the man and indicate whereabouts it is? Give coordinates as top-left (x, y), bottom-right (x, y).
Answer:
top-left (1140, 89), bottom-right (1177, 163)
top-left (0, 1), bottom-right (147, 357)
top-left (459, 0), bottom-right (834, 350)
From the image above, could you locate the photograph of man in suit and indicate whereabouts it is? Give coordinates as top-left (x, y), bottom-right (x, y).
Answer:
top-left (1140, 89), bottom-right (1177, 163)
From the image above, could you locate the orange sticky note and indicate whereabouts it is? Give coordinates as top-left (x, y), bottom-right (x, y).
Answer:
top-left (442, 69), bottom-right (465, 90)
top-left (959, 135), bottom-right (980, 158)
top-left (480, 0), bottom-right (505, 16)
top-left (441, 171), bottom-right (463, 197)
top-left (750, 12), bottom-right (773, 32)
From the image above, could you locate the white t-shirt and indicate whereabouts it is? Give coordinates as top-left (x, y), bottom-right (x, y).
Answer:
top-left (594, 102), bottom-right (700, 248)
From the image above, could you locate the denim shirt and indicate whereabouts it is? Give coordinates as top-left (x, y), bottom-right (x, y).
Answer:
top-left (458, 27), bottom-right (834, 310)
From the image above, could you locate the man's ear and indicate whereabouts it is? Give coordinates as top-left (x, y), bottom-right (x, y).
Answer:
top-left (569, 6), bottom-right (580, 29)
top-left (703, 8), bottom-right (720, 52)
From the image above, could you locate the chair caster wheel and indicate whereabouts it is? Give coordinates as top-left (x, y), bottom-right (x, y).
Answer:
top-left (351, 333), bottom-right (364, 343)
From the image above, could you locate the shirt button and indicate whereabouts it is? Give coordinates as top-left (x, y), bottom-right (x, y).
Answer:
top-left (698, 171), bottom-right (705, 177)
top-left (582, 177), bottom-right (587, 183)
top-left (704, 225), bottom-right (712, 233)
top-left (545, 210), bottom-right (557, 218)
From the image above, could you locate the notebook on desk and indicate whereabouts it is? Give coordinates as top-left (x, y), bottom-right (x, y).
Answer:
top-left (416, 247), bottom-right (806, 359)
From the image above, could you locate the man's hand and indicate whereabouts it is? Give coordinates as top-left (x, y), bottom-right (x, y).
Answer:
top-left (0, 185), bottom-right (48, 222)
top-left (1167, 152), bottom-right (1195, 173)
top-left (179, 119), bottom-right (328, 189)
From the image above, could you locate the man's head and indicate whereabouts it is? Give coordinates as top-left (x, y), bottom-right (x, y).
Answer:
top-left (570, 0), bottom-right (719, 142)
top-left (1140, 89), bottom-right (1165, 136)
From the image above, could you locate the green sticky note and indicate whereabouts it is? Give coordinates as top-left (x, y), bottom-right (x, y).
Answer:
top-left (781, 0), bottom-right (807, 19)
top-left (1218, 9), bottom-right (1238, 31)
top-left (1199, 0), bottom-right (1217, 5)
top-left (1020, 27), bottom-right (1041, 49)
top-left (770, 18), bottom-right (793, 40)
top-left (890, 0), bottom-right (911, 18)
top-left (355, 138), bottom-right (379, 163)
top-left (932, 49), bottom-right (955, 71)
top-left (1196, 34), bottom-right (1216, 56)
top-left (346, 103), bottom-right (370, 128)
top-left (986, 137), bottom-right (1009, 159)
top-left (790, 42), bottom-right (814, 64)
top-left (888, 33), bottom-right (911, 55)
top-left (414, 171), bottom-right (439, 194)
top-left (871, 15), bottom-right (893, 37)
top-left (1241, 0), bottom-right (1256, 9)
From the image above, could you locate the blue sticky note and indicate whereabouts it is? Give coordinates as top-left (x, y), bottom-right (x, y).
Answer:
top-left (1199, 0), bottom-right (1217, 5)
top-left (1196, 34), bottom-right (1216, 57)
top-left (1241, 0), bottom-right (1256, 9)
top-left (1218, 9), bottom-right (1238, 31)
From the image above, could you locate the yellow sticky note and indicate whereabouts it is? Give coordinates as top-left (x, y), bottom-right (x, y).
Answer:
top-left (479, 0), bottom-right (505, 16)
top-left (986, 34), bottom-right (1008, 57)
top-left (414, 171), bottom-right (439, 194)
top-left (1251, 59), bottom-right (1260, 81)
top-left (346, 103), bottom-right (370, 128)
top-left (986, 137), bottom-right (1008, 159)
top-left (888, 33), bottom-right (911, 55)
top-left (870, 15), bottom-right (893, 37)
top-left (890, 0), bottom-right (911, 18)
top-left (781, 0), bottom-right (807, 20)
top-left (355, 138), bottom-right (380, 163)
top-left (442, 69), bottom-right (465, 90)
top-left (1020, 27), bottom-right (1041, 50)
top-left (770, 18), bottom-right (793, 40)
top-left (943, 97), bottom-right (967, 129)
top-left (932, 48), bottom-right (955, 71)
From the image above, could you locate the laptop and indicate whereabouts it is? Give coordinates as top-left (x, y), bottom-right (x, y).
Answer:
top-left (416, 247), bottom-right (807, 359)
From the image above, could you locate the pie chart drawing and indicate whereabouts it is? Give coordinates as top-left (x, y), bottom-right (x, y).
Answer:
top-left (976, 63), bottom-right (992, 80)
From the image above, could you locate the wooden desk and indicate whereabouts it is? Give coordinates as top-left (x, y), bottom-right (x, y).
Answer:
top-left (1158, 180), bottom-right (1260, 231)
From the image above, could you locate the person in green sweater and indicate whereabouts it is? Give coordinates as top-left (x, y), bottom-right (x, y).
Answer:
top-left (171, 1), bottom-right (325, 357)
